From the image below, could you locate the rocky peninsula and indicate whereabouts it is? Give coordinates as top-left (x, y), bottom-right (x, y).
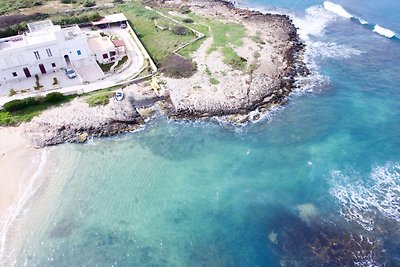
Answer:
top-left (17, 0), bottom-right (309, 146)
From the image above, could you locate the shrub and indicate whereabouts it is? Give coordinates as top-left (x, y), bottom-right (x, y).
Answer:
top-left (33, 1), bottom-right (43, 6)
top-left (52, 12), bottom-right (101, 26)
top-left (8, 89), bottom-right (16, 96)
top-left (171, 26), bottom-right (190, 35)
top-left (46, 92), bottom-right (64, 103)
top-left (113, 0), bottom-right (123, 3)
top-left (179, 6), bottom-right (191, 14)
top-left (209, 77), bottom-right (219, 85)
top-left (3, 93), bottom-right (67, 112)
top-left (34, 74), bottom-right (43, 90)
top-left (160, 54), bottom-right (196, 78)
top-left (3, 97), bottom-right (42, 112)
top-left (60, 0), bottom-right (77, 3)
top-left (182, 18), bottom-right (194, 24)
top-left (83, 1), bottom-right (96, 7)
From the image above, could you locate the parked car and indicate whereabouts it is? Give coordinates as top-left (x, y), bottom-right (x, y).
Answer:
top-left (115, 89), bottom-right (124, 101)
top-left (65, 68), bottom-right (77, 79)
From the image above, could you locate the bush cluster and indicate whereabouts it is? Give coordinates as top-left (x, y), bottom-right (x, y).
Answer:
top-left (52, 12), bottom-right (101, 25)
top-left (60, 0), bottom-right (77, 3)
top-left (3, 92), bottom-right (65, 112)
top-left (160, 54), bottom-right (196, 78)
top-left (171, 26), bottom-right (190, 35)
top-left (0, 23), bottom-right (28, 38)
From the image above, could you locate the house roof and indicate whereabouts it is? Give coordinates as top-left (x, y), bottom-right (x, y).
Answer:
top-left (92, 13), bottom-right (128, 25)
top-left (88, 36), bottom-right (115, 52)
top-left (112, 39), bottom-right (125, 47)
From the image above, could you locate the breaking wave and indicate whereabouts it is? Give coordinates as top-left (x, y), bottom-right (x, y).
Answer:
top-left (373, 25), bottom-right (396, 39)
top-left (330, 162), bottom-right (400, 231)
top-left (323, 1), bottom-right (398, 40)
top-left (323, 1), bottom-right (353, 19)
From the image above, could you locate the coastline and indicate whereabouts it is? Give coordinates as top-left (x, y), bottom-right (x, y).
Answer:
top-left (0, 126), bottom-right (38, 216)
top-left (161, 0), bottom-right (308, 122)
top-left (0, 2), bottom-right (309, 257)
top-left (0, 126), bottom-right (45, 263)
top-left (9, 0), bottom-right (309, 147)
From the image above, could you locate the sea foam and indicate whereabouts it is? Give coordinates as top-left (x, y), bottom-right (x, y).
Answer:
top-left (330, 162), bottom-right (400, 231)
top-left (373, 25), bottom-right (396, 38)
top-left (323, 1), bottom-right (398, 40)
top-left (323, 1), bottom-right (353, 19)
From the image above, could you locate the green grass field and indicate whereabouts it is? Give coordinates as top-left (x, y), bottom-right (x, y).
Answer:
top-left (85, 90), bottom-right (114, 107)
top-left (186, 13), bottom-right (248, 71)
top-left (114, 3), bottom-right (195, 65)
top-left (0, 0), bottom-right (45, 15)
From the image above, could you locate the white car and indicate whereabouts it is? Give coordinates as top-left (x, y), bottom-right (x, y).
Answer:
top-left (65, 68), bottom-right (77, 79)
top-left (115, 89), bottom-right (124, 101)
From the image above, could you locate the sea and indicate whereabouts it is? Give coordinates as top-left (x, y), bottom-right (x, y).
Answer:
top-left (1, 0), bottom-right (400, 266)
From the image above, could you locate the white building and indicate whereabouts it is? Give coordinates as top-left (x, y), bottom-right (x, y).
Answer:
top-left (0, 20), bottom-right (91, 84)
top-left (87, 34), bottom-right (118, 64)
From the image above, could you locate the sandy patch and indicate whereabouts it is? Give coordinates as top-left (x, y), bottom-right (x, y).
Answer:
top-left (297, 203), bottom-right (318, 225)
top-left (0, 126), bottom-right (41, 234)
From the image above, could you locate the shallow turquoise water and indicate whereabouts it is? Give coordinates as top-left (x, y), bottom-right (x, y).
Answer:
top-left (6, 0), bottom-right (400, 266)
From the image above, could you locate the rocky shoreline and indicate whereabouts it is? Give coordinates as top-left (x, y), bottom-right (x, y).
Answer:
top-left (21, 0), bottom-right (309, 146)
top-left (162, 0), bottom-right (309, 122)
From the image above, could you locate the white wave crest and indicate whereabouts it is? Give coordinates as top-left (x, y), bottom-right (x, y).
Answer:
top-left (373, 25), bottom-right (396, 38)
top-left (323, 1), bottom-right (353, 19)
top-left (358, 18), bottom-right (368, 25)
top-left (292, 5), bottom-right (337, 40)
top-left (331, 162), bottom-right (400, 231)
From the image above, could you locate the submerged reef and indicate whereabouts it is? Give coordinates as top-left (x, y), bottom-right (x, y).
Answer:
top-left (265, 205), bottom-right (400, 267)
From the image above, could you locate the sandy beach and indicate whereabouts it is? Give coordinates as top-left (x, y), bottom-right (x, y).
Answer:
top-left (0, 126), bottom-right (41, 235)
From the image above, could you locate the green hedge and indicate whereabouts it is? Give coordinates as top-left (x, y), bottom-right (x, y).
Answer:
top-left (3, 92), bottom-right (65, 112)
top-left (52, 12), bottom-right (101, 26)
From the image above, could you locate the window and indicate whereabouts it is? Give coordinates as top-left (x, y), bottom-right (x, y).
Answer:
top-left (77, 50), bottom-right (81, 55)
top-left (102, 53), bottom-right (109, 59)
top-left (46, 48), bottom-right (52, 57)
top-left (12, 72), bottom-right (17, 77)
top-left (52, 63), bottom-right (56, 67)
top-left (34, 51), bottom-right (40, 60)
top-left (110, 51), bottom-right (116, 57)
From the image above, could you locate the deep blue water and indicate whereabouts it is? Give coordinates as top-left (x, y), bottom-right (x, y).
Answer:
top-left (3, 1), bottom-right (400, 266)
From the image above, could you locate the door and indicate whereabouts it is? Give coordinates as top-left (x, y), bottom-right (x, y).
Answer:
top-left (23, 67), bottom-right (31, 78)
top-left (39, 64), bottom-right (46, 74)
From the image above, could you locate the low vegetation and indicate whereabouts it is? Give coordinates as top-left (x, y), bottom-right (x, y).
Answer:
top-left (0, 93), bottom-right (74, 126)
top-left (0, 12), bottom-right (100, 38)
top-left (52, 12), bottom-right (101, 26)
top-left (84, 86), bottom-right (119, 106)
top-left (221, 47), bottom-right (247, 71)
top-left (115, 55), bottom-right (129, 69)
top-left (115, 3), bottom-right (195, 65)
top-left (86, 91), bottom-right (113, 106)
top-left (160, 54), bottom-right (196, 78)
top-left (171, 26), bottom-right (190, 35)
top-left (250, 34), bottom-right (266, 45)
top-left (209, 77), bottom-right (219, 85)
top-left (99, 62), bottom-right (114, 73)
top-left (183, 13), bottom-right (247, 70)
top-left (0, 0), bottom-right (44, 15)
top-left (207, 20), bottom-right (247, 70)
